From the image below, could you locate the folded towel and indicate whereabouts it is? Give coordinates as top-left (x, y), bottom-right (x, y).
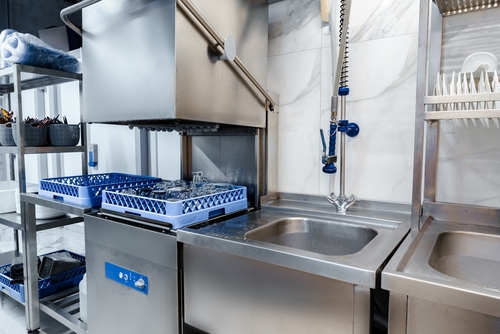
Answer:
top-left (1, 32), bottom-right (79, 73)
top-left (0, 29), bottom-right (16, 70)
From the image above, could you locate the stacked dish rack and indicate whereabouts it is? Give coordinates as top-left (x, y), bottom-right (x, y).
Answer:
top-left (39, 173), bottom-right (162, 207)
top-left (102, 184), bottom-right (248, 229)
top-left (0, 250), bottom-right (85, 303)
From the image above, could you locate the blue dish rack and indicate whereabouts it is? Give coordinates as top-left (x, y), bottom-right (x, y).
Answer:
top-left (102, 185), bottom-right (248, 229)
top-left (39, 173), bottom-right (162, 207)
top-left (0, 250), bottom-right (85, 303)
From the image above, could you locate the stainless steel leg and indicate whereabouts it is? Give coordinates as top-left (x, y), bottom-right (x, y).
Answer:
top-left (13, 229), bottom-right (20, 255)
top-left (21, 201), bottom-right (40, 332)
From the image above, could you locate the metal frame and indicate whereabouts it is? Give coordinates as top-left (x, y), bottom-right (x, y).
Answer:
top-left (384, 1), bottom-right (500, 332)
top-left (0, 64), bottom-right (89, 334)
top-left (411, 0), bottom-right (500, 231)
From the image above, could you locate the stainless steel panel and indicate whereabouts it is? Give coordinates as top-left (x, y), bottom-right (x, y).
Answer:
top-left (175, 0), bottom-right (268, 127)
top-left (407, 297), bottom-right (500, 333)
top-left (85, 214), bottom-right (179, 334)
top-left (183, 244), bottom-right (357, 334)
top-left (423, 201), bottom-right (500, 228)
top-left (85, 213), bottom-right (177, 269)
top-left (82, 0), bottom-right (176, 123)
top-left (411, 0), bottom-right (431, 231)
top-left (82, 0), bottom-right (268, 127)
top-left (388, 293), bottom-right (408, 334)
top-left (191, 134), bottom-right (258, 206)
top-left (353, 286), bottom-right (371, 334)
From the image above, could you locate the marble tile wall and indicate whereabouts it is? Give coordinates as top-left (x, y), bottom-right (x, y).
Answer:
top-left (268, 0), bottom-right (419, 203)
top-left (436, 7), bottom-right (500, 206)
top-left (269, 0), bottom-right (500, 207)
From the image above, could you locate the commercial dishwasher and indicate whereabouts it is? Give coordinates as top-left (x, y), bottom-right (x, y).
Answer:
top-left (85, 212), bottom-right (179, 333)
top-left (72, 0), bottom-right (277, 331)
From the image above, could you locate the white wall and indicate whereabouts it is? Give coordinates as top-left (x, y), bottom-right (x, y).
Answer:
top-left (269, 0), bottom-right (500, 208)
top-left (268, 0), bottom-right (418, 203)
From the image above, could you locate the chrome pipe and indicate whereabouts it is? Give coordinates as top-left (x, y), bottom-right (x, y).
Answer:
top-left (60, 0), bottom-right (102, 36)
top-left (340, 95), bottom-right (346, 197)
top-left (177, 0), bottom-right (275, 112)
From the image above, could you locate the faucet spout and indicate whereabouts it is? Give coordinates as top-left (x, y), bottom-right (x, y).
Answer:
top-left (327, 193), bottom-right (359, 214)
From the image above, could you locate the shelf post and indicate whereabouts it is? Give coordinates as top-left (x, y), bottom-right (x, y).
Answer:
top-left (21, 201), bottom-right (40, 332)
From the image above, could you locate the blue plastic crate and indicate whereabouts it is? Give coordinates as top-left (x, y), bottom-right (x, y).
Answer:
top-left (0, 250), bottom-right (85, 303)
top-left (39, 173), bottom-right (162, 207)
top-left (102, 185), bottom-right (248, 229)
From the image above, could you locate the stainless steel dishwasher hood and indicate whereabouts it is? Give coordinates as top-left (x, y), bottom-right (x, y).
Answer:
top-left (75, 0), bottom-right (270, 127)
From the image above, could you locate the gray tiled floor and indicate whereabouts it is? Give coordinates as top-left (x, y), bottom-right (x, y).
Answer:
top-left (0, 221), bottom-right (85, 334)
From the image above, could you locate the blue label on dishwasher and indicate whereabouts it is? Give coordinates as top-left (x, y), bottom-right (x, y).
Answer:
top-left (105, 262), bottom-right (148, 295)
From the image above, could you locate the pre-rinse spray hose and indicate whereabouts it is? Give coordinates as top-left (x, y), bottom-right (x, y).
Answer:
top-left (322, 0), bottom-right (352, 174)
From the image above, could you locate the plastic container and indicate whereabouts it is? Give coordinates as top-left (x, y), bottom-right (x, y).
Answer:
top-left (102, 185), bottom-right (248, 229)
top-left (39, 173), bottom-right (162, 207)
top-left (0, 180), bottom-right (18, 213)
top-left (39, 251), bottom-right (81, 278)
top-left (79, 273), bottom-right (87, 323)
top-left (0, 250), bottom-right (85, 303)
top-left (49, 124), bottom-right (80, 146)
top-left (15, 183), bottom-right (66, 219)
top-left (0, 123), bottom-right (15, 146)
top-left (12, 123), bottom-right (48, 146)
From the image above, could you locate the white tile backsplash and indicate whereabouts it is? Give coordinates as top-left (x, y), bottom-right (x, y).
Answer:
top-left (269, 48), bottom-right (323, 195)
top-left (271, 0), bottom-right (418, 203)
top-left (350, 0), bottom-right (419, 42)
top-left (268, 0), bottom-right (323, 56)
top-left (270, 0), bottom-right (500, 208)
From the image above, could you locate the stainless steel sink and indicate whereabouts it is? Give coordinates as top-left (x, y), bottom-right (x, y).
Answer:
top-left (178, 194), bottom-right (411, 287)
top-left (383, 220), bottom-right (500, 321)
top-left (244, 217), bottom-right (378, 256)
top-left (429, 232), bottom-right (500, 289)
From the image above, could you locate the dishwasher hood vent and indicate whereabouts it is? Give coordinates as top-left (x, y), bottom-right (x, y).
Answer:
top-left (77, 0), bottom-right (270, 128)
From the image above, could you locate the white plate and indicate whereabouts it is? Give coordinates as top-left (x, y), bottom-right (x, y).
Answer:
top-left (461, 52), bottom-right (498, 73)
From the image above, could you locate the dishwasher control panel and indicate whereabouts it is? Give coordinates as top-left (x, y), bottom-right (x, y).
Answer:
top-left (105, 262), bottom-right (149, 295)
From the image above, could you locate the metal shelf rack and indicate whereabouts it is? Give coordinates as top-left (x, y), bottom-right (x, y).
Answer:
top-left (411, 0), bottom-right (500, 227)
top-left (382, 2), bottom-right (500, 333)
top-left (0, 64), bottom-right (89, 334)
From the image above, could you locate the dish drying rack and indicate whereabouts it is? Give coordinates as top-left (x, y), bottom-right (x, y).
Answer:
top-left (411, 0), bottom-right (500, 231)
top-left (431, 70), bottom-right (500, 127)
top-left (424, 0), bottom-right (500, 124)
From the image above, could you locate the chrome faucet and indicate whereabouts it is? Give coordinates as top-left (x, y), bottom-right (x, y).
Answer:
top-left (327, 193), bottom-right (358, 214)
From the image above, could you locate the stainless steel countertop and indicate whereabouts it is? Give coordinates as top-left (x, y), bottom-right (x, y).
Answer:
top-left (382, 218), bottom-right (500, 318)
top-left (177, 193), bottom-right (411, 288)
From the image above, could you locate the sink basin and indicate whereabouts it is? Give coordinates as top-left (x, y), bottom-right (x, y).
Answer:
top-left (429, 232), bottom-right (500, 289)
top-left (245, 217), bottom-right (378, 256)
